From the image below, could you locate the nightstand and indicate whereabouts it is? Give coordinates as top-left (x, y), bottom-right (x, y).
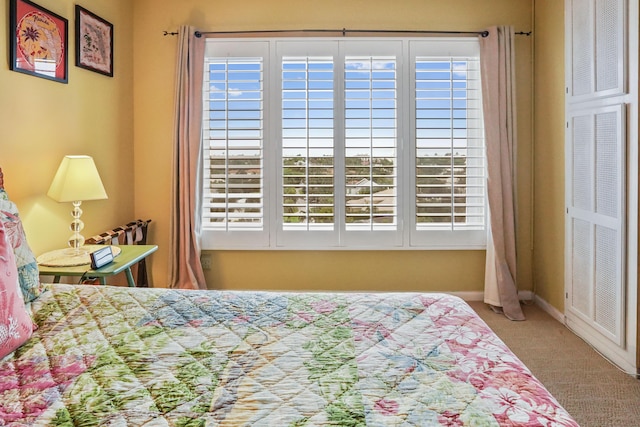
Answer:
top-left (38, 245), bottom-right (158, 287)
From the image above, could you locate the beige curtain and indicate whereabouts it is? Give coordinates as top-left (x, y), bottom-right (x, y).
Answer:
top-left (169, 25), bottom-right (207, 290)
top-left (479, 26), bottom-right (525, 320)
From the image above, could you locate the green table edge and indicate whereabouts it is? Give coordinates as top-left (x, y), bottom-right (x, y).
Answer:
top-left (38, 245), bottom-right (158, 286)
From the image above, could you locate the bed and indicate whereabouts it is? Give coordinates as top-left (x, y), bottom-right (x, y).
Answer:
top-left (0, 170), bottom-right (579, 426)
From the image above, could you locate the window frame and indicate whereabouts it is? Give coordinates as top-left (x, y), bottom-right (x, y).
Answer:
top-left (408, 39), bottom-right (487, 248)
top-left (200, 37), bottom-right (486, 251)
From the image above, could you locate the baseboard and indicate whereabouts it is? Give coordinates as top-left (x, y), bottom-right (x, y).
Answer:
top-left (450, 290), bottom-right (535, 303)
top-left (448, 291), bottom-right (485, 301)
top-left (566, 315), bottom-right (639, 376)
top-left (533, 294), bottom-right (566, 323)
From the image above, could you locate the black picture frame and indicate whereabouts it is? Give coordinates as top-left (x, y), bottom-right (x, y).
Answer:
top-left (75, 5), bottom-right (113, 77)
top-left (9, 0), bottom-right (69, 83)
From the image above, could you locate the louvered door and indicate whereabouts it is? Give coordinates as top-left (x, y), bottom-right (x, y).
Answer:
top-left (565, 0), bottom-right (628, 348)
top-left (566, 105), bottom-right (626, 345)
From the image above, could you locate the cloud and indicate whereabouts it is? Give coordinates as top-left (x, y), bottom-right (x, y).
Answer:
top-left (452, 62), bottom-right (470, 78)
top-left (346, 60), bottom-right (396, 71)
top-left (211, 84), bottom-right (244, 97)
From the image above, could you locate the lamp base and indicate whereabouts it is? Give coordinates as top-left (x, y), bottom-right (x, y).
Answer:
top-left (67, 200), bottom-right (86, 254)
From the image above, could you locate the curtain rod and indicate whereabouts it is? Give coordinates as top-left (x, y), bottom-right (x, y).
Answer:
top-left (163, 28), bottom-right (532, 38)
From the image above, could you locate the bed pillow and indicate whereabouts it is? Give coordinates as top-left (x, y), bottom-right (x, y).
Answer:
top-left (0, 189), bottom-right (42, 303)
top-left (0, 220), bottom-right (33, 359)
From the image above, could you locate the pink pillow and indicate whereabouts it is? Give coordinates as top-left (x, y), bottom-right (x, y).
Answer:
top-left (0, 220), bottom-right (33, 359)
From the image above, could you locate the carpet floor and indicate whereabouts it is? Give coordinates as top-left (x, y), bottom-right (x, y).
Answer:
top-left (469, 301), bottom-right (640, 427)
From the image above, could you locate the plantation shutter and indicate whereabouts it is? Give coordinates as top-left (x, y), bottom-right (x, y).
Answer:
top-left (200, 38), bottom-right (487, 250)
top-left (344, 56), bottom-right (398, 231)
top-left (200, 41), bottom-right (270, 249)
top-left (281, 56), bottom-right (336, 230)
top-left (414, 57), bottom-right (484, 230)
top-left (202, 57), bottom-right (265, 229)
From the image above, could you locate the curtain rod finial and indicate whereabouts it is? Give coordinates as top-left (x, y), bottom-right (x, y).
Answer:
top-left (481, 30), bottom-right (489, 37)
top-left (195, 31), bottom-right (202, 38)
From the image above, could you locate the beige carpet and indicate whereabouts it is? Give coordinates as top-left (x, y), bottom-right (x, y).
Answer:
top-left (469, 301), bottom-right (640, 427)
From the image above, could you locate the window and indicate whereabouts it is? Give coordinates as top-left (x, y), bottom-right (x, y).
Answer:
top-left (201, 38), bottom-right (485, 250)
top-left (281, 56), bottom-right (336, 230)
top-left (204, 56), bottom-right (264, 229)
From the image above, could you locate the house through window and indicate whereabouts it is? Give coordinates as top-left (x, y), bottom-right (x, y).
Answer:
top-left (200, 38), bottom-right (486, 250)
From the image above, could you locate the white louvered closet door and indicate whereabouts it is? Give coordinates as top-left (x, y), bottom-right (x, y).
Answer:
top-left (565, 0), bottom-right (627, 347)
top-left (566, 106), bottom-right (626, 345)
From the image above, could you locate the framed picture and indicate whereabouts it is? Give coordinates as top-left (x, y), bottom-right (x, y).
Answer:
top-left (9, 0), bottom-right (68, 83)
top-left (75, 5), bottom-right (113, 77)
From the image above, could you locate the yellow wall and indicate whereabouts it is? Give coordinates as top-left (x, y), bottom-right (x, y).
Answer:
top-left (532, 0), bottom-right (566, 310)
top-left (133, 0), bottom-right (535, 293)
top-left (209, 250), bottom-right (486, 292)
top-left (0, 0), bottom-right (553, 300)
top-left (0, 1), bottom-right (135, 256)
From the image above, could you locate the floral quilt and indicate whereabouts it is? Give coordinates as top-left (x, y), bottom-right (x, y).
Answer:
top-left (0, 284), bottom-right (579, 426)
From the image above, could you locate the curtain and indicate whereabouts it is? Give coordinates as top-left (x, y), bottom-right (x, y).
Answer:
top-left (169, 25), bottom-right (207, 290)
top-left (479, 26), bottom-right (525, 320)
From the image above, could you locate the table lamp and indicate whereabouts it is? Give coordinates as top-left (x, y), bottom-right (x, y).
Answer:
top-left (47, 155), bottom-right (108, 255)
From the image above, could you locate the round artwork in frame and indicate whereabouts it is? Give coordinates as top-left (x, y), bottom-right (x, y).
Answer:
top-left (9, 0), bottom-right (68, 83)
top-left (16, 11), bottom-right (64, 70)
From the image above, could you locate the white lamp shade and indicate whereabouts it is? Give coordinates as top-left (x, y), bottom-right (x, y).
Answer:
top-left (47, 155), bottom-right (108, 202)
